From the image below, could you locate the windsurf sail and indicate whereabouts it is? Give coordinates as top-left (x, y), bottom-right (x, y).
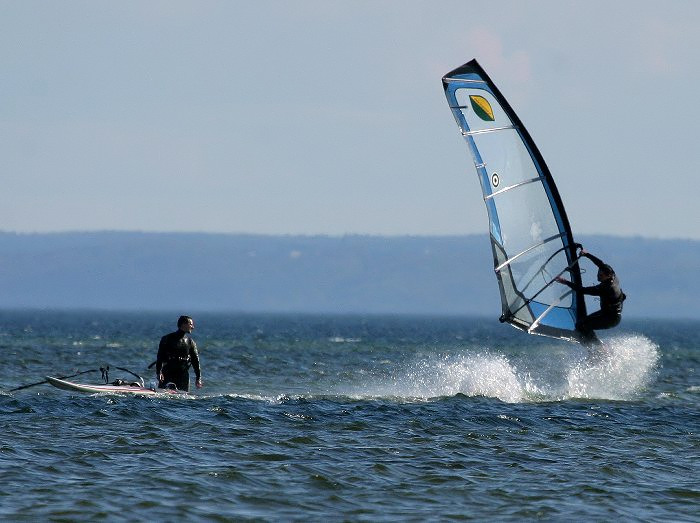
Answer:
top-left (442, 59), bottom-right (587, 342)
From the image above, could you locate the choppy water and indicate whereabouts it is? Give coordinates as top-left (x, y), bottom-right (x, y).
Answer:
top-left (1, 311), bottom-right (697, 521)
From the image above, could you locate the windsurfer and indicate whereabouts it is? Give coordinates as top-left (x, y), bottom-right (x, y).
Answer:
top-left (556, 249), bottom-right (626, 346)
top-left (156, 315), bottom-right (203, 391)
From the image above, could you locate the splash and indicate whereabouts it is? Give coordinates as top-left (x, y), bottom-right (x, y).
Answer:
top-left (342, 335), bottom-right (659, 404)
top-left (565, 335), bottom-right (660, 400)
top-left (345, 352), bottom-right (541, 403)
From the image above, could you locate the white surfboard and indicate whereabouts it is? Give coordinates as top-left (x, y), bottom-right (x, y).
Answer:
top-left (45, 376), bottom-right (187, 396)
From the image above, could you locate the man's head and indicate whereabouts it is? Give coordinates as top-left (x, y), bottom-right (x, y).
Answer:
top-left (178, 315), bottom-right (195, 332)
top-left (597, 265), bottom-right (614, 282)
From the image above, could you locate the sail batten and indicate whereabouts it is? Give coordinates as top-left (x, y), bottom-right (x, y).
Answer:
top-left (494, 233), bottom-right (565, 273)
top-left (465, 126), bottom-right (516, 136)
top-left (444, 78), bottom-right (488, 85)
top-left (442, 59), bottom-right (587, 342)
top-left (484, 177), bottom-right (541, 200)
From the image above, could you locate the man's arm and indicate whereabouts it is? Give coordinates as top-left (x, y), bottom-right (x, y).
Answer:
top-left (555, 276), bottom-right (603, 297)
top-left (555, 276), bottom-right (577, 290)
top-left (155, 336), bottom-right (166, 375)
top-left (582, 250), bottom-right (605, 269)
top-left (580, 283), bottom-right (604, 297)
top-left (189, 339), bottom-right (203, 388)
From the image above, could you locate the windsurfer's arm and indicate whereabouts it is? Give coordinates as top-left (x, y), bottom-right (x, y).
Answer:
top-left (555, 276), bottom-right (603, 297)
top-left (555, 276), bottom-right (577, 290)
top-left (581, 284), bottom-right (604, 297)
top-left (581, 250), bottom-right (606, 269)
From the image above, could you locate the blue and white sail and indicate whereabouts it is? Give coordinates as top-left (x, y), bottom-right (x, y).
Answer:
top-left (442, 59), bottom-right (587, 342)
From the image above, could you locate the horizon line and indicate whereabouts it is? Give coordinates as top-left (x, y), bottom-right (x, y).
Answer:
top-left (1, 229), bottom-right (698, 242)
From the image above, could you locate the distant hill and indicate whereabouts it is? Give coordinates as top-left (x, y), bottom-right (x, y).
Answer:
top-left (0, 232), bottom-right (697, 319)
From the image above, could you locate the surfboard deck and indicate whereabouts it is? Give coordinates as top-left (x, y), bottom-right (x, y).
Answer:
top-left (45, 376), bottom-right (186, 396)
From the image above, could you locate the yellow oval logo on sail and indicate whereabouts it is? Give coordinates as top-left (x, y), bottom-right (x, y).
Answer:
top-left (469, 95), bottom-right (495, 122)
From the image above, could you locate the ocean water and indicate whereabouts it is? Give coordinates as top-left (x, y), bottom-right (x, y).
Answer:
top-left (0, 310), bottom-right (697, 521)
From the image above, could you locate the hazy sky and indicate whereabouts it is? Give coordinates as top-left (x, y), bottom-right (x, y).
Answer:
top-left (2, 1), bottom-right (699, 239)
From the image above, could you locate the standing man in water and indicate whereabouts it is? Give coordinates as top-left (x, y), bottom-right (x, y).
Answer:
top-left (156, 315), bottom-right (203, 392)
top-left (556, 248), bottom-right (626, 347)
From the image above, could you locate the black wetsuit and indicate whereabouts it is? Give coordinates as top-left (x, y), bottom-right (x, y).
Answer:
top-left (156, 329), bottom-right (201, 392)
top-left (561, 253), bottom-right (626, 345)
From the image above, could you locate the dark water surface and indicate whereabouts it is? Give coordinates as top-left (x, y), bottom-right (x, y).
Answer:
top-left (1, 311), bottom-right (698, 521)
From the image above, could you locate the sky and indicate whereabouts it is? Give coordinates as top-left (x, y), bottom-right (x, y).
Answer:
top-left (2, 1), bottom-right (699, 240)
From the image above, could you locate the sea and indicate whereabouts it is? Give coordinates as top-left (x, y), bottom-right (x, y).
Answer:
top-left (0, 310), bottom-right (697, 522)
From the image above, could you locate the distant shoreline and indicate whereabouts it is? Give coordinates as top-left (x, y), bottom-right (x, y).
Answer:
top-left (0, 232), bottom-right (697, 319)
